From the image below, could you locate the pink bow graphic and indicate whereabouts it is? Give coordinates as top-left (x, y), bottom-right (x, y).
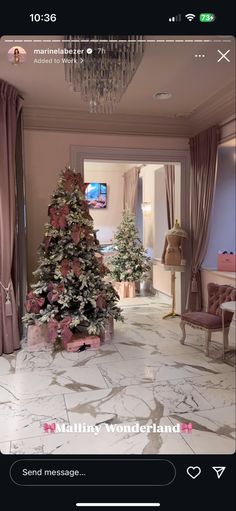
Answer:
top-left (43, 422), bottom-right (56, 433)
top-left (181, 422), bottom-right (193, 433)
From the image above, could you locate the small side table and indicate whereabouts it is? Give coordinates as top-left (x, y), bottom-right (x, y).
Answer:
top-left (220, 301), bottom-right (236, 361)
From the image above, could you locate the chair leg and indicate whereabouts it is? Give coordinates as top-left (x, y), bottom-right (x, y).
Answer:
top-left (223, 327), bottom-right (229, 360)
top-left (204, 330), bottom-right (211, 356)
top-left (180, 320), bottom-right (186, 345)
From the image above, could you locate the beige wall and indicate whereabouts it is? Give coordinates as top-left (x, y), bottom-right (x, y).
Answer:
top-left (141, 164), bottom-right (161, 254)
top-left (23, 129), bottom-right (188, 285)
top-left (84, 161), bottom-right (127, 245)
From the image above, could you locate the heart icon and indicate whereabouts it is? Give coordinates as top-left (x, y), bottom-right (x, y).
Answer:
top-left (187, 466), bottom-right (201, 479)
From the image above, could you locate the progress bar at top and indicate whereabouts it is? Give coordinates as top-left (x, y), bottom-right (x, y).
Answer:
top-left (3, 38), bottom-right (232, 43)
top-left (76, 504), bottom-right (160, 508)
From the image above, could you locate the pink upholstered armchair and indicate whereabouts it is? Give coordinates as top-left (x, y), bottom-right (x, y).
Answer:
top-left (180, 283), bottom-right (236, 356)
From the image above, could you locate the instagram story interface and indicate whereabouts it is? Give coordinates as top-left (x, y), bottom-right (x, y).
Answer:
top-left (0, 34), bottom-right (235, 461)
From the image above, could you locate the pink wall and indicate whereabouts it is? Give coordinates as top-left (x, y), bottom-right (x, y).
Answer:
top-left (23, 129), bottom-right (188, 284)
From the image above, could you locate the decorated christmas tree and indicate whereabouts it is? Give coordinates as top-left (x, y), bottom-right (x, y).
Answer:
top-left (23, 167), bottom-right (122, 350)
top-left (110, 210), bottom-right (150, 282)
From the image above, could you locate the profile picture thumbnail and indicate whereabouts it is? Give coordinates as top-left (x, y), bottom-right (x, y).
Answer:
top-left (8, 46), bottom-right (27, 65)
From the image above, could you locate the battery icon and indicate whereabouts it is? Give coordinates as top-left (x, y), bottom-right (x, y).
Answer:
top-left (199, 13), bottom-right (215, 22)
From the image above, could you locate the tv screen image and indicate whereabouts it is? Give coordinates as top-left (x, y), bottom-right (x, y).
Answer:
top-left (85, 183), bottom-right (107, 209)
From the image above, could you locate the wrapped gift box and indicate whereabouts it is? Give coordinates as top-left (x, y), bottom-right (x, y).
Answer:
top-left (66, 335), bottom-right (100, 352)
top-left (100, 317), bottom-right (114, 343)
top-left (115, 281), bottom-right (136, 299)
top-left (217, 254), bottom-right (236, 272)
top-left (127, 282), bottom-right (136, 298)
top-left (27, 322), bottom-right (49, 351)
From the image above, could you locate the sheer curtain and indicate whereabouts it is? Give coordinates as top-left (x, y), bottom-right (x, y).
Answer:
top-left (186, 126), bottom-right (219, 311)
top-left (164, 164), bottom-right (175, 229)
top-left (0, 80), bottom-right (23, 354)
top-left (123, 167), bottom-right (139, 213)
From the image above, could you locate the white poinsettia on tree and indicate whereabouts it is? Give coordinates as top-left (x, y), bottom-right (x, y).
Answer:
top-left (110, 210), bottom-right (150, 282)
top-left (23, 167), bottom-right (123, 350)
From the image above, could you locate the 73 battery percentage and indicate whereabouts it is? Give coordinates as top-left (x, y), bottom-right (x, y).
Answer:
top-left (199, 13), bottom-right (216, 22)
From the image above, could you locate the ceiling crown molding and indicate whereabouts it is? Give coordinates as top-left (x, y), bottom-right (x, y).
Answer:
top-left (189, 81), bottom-right (235, 135)
top-left (22, 107), bottom-right (190, 137)
top-left (22, 81), bottom-right (235, 138)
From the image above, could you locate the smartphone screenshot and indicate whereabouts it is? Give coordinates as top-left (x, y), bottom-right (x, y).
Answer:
top-left (0, 3), bottom-right (235, 510)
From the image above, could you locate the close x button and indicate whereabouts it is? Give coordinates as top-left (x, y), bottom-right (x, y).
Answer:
top-left (217, 49), bottom-right (231, 62)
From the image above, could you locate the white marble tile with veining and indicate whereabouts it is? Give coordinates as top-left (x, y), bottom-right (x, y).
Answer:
top-left (98, 351), bottom-right (233, 389)
top-left (0, 366), bottom-right (107, 401)
top-left (65, 381), bottom-right (212, 428)
top-left (179, 372), bottom-right (236, 409)
top-left (115, 339), bottom-right (200, 360)
top-left (0, 353), bottom-right (16, 376)
top-left (15, 343), bottom-right (122, 372)
top-left (169, 405), bottom-right (236, 454)
top-left (0, 394), bottom-right (68, 442)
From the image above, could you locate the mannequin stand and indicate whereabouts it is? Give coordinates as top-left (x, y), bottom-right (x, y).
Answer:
top-left (163, 271), bottom-right (179, 319)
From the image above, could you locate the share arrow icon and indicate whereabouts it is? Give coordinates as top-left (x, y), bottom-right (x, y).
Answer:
top-left (212, 467), bottom-right (226, 479)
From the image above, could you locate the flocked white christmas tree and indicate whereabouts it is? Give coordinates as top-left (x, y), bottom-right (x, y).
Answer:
top-left (23, 167), bottom-right (122, 350)
top-left (110, 210), bottom-right (150, 282)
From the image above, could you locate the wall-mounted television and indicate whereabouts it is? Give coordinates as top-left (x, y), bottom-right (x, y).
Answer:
top-left (85, 183), bottom-right (107, 209)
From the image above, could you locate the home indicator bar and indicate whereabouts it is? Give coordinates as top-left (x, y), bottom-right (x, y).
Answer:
top-left (76, 504), bottom-right (161, 508)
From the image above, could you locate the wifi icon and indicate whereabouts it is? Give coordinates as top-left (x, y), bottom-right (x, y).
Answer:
top-left (185, 13), bottom-right (196, 21)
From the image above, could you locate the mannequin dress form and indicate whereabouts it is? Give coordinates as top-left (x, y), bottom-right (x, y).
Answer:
top-left (161, 220), bottom-right (188, 318)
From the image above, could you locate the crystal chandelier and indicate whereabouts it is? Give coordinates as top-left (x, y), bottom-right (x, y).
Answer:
top-left (64, 36), bottom-right (145, 113)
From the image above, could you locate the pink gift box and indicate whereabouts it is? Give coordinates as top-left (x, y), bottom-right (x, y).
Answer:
top-left (66, 335), bottom-right (100, 352)
top-left (217, 254), bottom-right (236, 272)
top-left (27, 323), bottom-right (49, 351)
top-left (115, 281), bottom-right (136, 298)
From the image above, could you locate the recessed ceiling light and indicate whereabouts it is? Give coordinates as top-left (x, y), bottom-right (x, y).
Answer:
top-left (153, 92), bottom-right (172, 100)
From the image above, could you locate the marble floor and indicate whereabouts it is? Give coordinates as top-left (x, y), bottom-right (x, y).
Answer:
top-left (0, 297), bottom-right (235, 455)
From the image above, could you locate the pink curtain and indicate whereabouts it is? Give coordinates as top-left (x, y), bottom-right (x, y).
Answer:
top-left (0, 80), bottom-right (23, 354)
top-left (164, 164), bottom-right (175, 229)
top-left (123, 167), bottom-right (139, 213)
top-left (186, 126), bottom-right (219, 311)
